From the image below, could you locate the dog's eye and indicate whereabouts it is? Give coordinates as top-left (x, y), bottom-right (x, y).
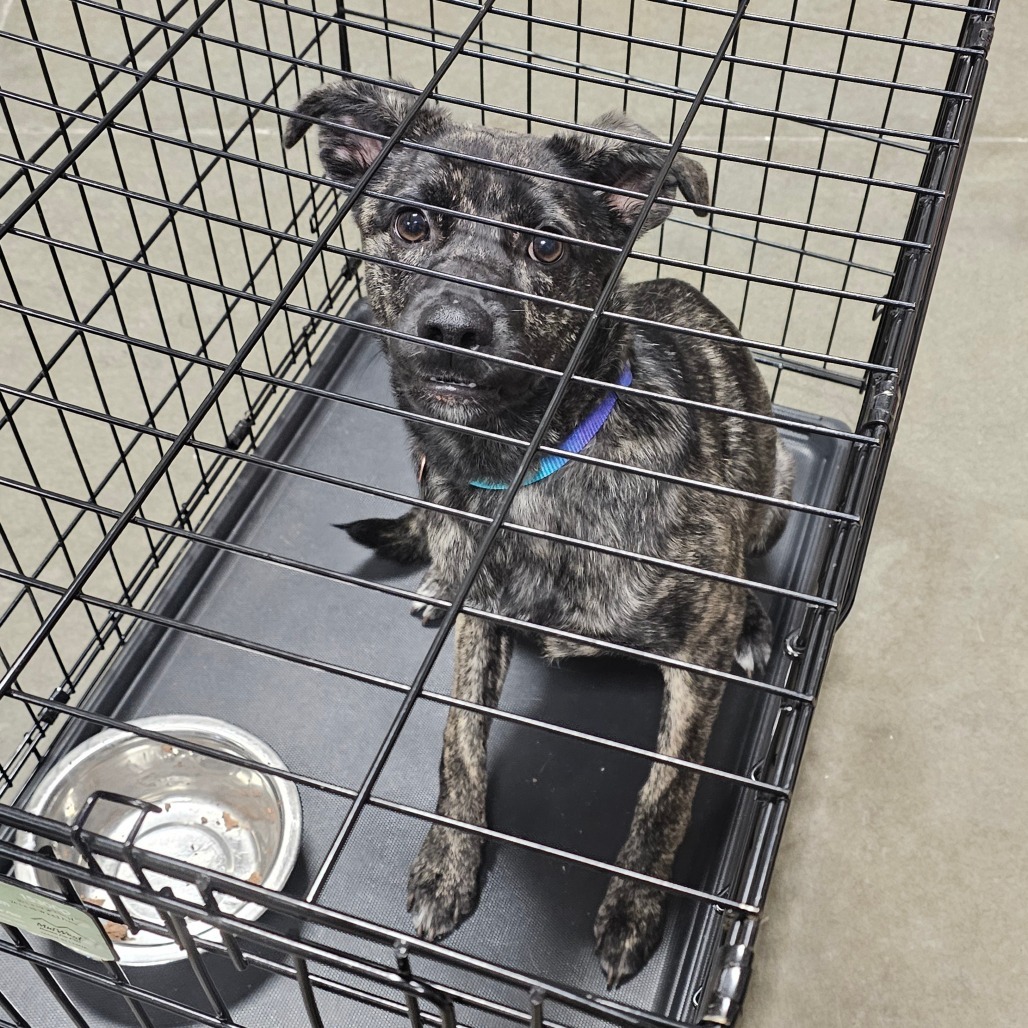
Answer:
top-left (528, 232), bottom-right (564, 264)
top-left (394, 208), bottom-right (431, 243)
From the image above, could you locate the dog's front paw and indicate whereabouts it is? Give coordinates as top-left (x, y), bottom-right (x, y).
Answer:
top-left (406, 826), bottom-right (482, 940)
top-left (410, 570), bottom-right (448, 625)
top-left (593, 877), bottom-right (666, 989)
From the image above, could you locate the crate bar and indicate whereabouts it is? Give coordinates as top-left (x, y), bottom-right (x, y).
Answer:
top-left (0, 403), bottom-right (838, 711)
top-left (256, 945), bottom-right (576, 1028)
top-left (732, 1), bottom-right (797, 359)
top-left (0, 81), bottom-right (947, 256)
top-left (12, 0), bottom-right (976, 188)
top-left (773, 0), bottom-right (866, 369)
top-left (1, 214), bottom-right (910, 373)
top-left (0, 233), bottom-right (342, 492)
top-left (0, 21), bottom-right (958, 205)
top-left (0, 347), bottom-right (844, 626)
top-left (291, 955), bottom-right (327, 1028)
top-left (111, 0), bottom-right (975, 137)
top-left (648, 0), bottom-right (990, 52)
top-left (0, 379), bottom-right (846, 561)
top-left (2, 803), bottom-right (758, 949)
top-left (335, 0), bottom-right (973, 102)
top-left (0, 986), bottom-right (30, 1028)
top-left (308, 29), bottom-right (935, 157)
top-left (0, 351), bottom-right (859, 526)
top-left (8, 3), bottom-right (198, 576)
top-left (310, 956), bottom-right (571, 1028)
top-left (328, 47), bottom-right (936, 157)
top-left (1, 926), bottom-right (92, 1028)
top-left (0, 587), bottom-right (791, 804)
top-left (1, 178), bottom-right (910, 316)
top-left (0, 931), bottom-right (243, 1028)
top-left (0, 99), bottom-right (932, 268)
top-left (306, 0), bottom-right (755, 904)
top-left (0, 466), bottom-right (835, 624)
top-left (290, 173), bottom-right (920, 274)
top-left (0, 288), bottom-right (881, 446)
top-left (1, 550), bottom-right (809, 711)
top-left (0, 265), bottom-right (351, 678)
top-left (160, 896), bottom-right (235, 1023)
top-left (731, 1), bottom-right (995, 954)
top-left (2, 350), bottom-right (848, 580)
top-left (8, 632), bottom-right (801, 824)
top-left (0, 209), bottom-right (904, 390)
top-left (254, 53), bottom-right (954, 198)
top-left (819, 4), bottom-right (920, 364)
top-left (0, 240), bottom-right (346, 638)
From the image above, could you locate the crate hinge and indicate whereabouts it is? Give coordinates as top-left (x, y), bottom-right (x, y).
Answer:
top-left (859, 372), bottom-right (902, 436)
top-left (225, 414), bottom-right (255, 450)
top-left (702, 942), bottom-right (753, 1026)
top-left (969, 12), bottom-right (995, 54)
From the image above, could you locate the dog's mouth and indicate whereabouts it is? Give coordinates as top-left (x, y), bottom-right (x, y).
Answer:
top-left (424, 373), bottom-right (495, 398)
top-left (428, 374), bottom-right (481, 390)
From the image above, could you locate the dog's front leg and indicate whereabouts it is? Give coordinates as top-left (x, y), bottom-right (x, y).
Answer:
top-left (593, 659), bottom-right (725, 988)
top-left (407, 613), bottom-right (513, 939)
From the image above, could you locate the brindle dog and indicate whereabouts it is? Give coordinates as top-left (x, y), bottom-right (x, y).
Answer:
top-left (285, 79), bottom-right (793, 987)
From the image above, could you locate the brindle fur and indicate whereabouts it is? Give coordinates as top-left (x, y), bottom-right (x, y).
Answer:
top-left (286, 79), bottom-right (794, 987)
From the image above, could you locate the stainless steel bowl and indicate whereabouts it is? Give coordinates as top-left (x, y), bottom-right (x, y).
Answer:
top-left (14, 715), bottom-right (302, 965)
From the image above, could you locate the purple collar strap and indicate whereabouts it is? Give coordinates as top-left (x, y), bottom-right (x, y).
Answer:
top-left (469, 364), bottom-right (633, 490)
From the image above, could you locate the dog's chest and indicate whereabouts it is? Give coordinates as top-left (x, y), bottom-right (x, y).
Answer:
top-left (430, 472), bottom-right (678, 642)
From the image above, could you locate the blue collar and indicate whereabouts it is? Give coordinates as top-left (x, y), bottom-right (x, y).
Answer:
top-left (469, 364), bottom-right (633, 490)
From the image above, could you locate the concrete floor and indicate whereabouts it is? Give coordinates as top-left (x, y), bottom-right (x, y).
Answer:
top-left (1, 2), bottom-right (1025, 1026)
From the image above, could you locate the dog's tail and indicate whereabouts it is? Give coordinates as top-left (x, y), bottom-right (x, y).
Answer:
top-left (734, 590), bottom-right (774, 678)
top-left (336, 508), bottom-right (429, 564)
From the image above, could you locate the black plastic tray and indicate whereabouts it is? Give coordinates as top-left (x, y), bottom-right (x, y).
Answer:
top-left (4, 304), bottom-right (851, 1027)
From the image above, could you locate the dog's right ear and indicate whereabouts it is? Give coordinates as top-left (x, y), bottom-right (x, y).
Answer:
top-left (283, 79), bottom-right (450, 186)
top-left (547, 113), bottom-right (710, 232)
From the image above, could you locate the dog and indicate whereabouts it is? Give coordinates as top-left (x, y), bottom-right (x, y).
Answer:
top-left (285, 79), bottom-right (794, 987)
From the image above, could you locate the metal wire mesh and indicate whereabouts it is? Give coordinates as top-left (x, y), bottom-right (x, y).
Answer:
top-left (0, 1), bottom-right (995, 1025)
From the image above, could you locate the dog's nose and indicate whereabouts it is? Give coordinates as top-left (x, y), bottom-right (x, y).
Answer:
top-left (416, 299), bottom-right (493, 351)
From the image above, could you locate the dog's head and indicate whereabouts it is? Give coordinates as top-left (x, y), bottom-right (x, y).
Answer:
top-left (285, 79), bottom-right (708, 426)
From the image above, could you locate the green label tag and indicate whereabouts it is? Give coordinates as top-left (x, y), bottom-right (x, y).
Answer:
top-left (0, 877), bottom-right (117, 962)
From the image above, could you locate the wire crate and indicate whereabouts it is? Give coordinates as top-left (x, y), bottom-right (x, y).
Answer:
top-left (0, 1), bottom-right (995, 1026)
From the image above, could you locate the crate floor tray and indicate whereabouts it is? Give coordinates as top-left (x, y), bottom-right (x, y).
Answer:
top-left (7, 305), bottom-right (850, 1027)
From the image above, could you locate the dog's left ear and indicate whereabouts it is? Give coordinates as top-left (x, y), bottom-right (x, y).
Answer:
top-left (283, 78), bottom-right (450, 185)
top-left (547, 113), bottom-right (709, 232)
